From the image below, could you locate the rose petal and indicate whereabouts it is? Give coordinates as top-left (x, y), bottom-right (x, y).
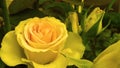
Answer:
top-left (23, 17), bottom-right (65, 48)
top-left (94, 40), bottom-right (120, 62)
top-left (22, 54), bottom-right (68, 68)
top-left (67, 58), bottom-right (93, 68)
top-left (0, 31), bottom-right (26, 66)
top-left (93, 40), bottom-right (120, 68)
top-left (62, 32), bottom-right (85, 65)
top-left (32, 54), bottom-right (68, 68)
top-left (24, 49), bottom-right (58, 64)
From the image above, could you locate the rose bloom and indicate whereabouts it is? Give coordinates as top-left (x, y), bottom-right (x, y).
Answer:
top-left (0, 17), bottom-right (85, 68)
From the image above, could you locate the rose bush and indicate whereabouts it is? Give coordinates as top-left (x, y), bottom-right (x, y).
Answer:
top-left (0, 17), bottom-right (85, 68)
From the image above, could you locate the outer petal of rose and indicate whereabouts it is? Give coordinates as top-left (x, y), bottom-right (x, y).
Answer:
top-left (67, 58), bottom-right (93, 68)
top-left (62, 32), bottom-right (85, 64)
top-left (22, 54), bottom-right (68, 68)
top-left (93, 40), bottom-right (120, 68)
top-left (0, 31), bottom-right (26, 66)
top-left (33, 54), bottom-right (67, 68)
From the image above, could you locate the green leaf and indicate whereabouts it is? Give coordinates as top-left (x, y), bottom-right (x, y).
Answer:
top-left (6, 0), bottom-right (13, 8)
top-left (103, 12), bottom-right (120, 29)
top-left (44, 2), bottom-right (72, 12)
top-left (40, 2), bottom-right (73, 20)
top-left (9, 0), bottom-right (36, 14)
top-left (38, 0), bottom-right (51, 5)
top-left (0, 59), bottom-right (6, 68)
top-left (0, 0), bottom-right (11, 33)
top-left (100, 19), bottom-right (111, 34)
top-left (105, 0), bottom-right (117, 12)
top-left (10, 9), bottom-right (45, 28)
top-left (63, 0), bottom-right (82, 5)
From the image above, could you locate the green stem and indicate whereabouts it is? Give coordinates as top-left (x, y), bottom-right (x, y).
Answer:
top-left (1, 0), bottom-right (11, 33)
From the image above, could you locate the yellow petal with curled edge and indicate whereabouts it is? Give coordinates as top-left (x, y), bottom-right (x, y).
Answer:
top-left (62, 32), bottom-right (85, 65)
top-left (33, 54), bottom-right (67, 68)
top-left (22, 54), bottom-right (68, 68)
top-left (93, 40), bottom-right (120, 68)
top-left (0, 31), bottom-right (26, 66)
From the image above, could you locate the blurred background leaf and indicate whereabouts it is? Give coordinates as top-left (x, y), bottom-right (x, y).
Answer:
top-left (5, 0), bottom-right (13, 8)
top-left (63, 0), bottom-right (82, 5)
top-left (38, 1), bottom-right (73, 21)
top-left (10, 9), bottom-right (45, 29)
top-left (38, 0), bottom-right (51, 5)
top-left (0, 59), bottom-right (6, 68)
top-left (8, 0), bottom-right (36, 14)
top-left (103, 12), bottom-right (120, 29)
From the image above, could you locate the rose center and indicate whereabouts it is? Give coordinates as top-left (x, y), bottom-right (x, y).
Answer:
top-left (30, 22), bottom-right (58, 43)
top-left (24, 21), bottom-right (60, 45)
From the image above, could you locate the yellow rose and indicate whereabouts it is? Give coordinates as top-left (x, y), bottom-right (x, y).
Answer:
top-left (15, 17), bottom-right (68, 64)
top-left (0, 17), bottom-right (85, 68)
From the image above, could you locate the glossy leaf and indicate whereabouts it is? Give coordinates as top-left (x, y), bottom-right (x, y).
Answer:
top-left (10, 9), bottom-right (45, 26)
top-left (9, 0), bottom-right (36, 14)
